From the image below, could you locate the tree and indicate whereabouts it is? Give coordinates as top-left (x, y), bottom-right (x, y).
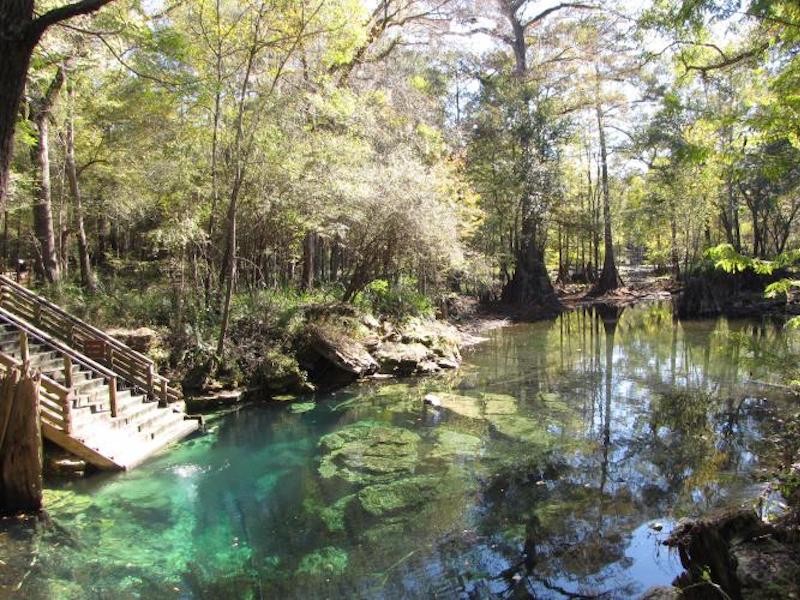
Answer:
top-left (0, 0), bottom-right (117, 209)
top-left (63, 82), bottom-right (95, 292)
top-left (464, 1), bottom-right (594, 307)
top-left (29, 64), bottom-right (66, 283)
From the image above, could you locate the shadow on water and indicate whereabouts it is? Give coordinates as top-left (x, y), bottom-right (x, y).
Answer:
top-left (1, 301), bottom-right (797, 599)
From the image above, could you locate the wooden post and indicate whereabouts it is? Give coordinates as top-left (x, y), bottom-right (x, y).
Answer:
top-left (0, 368), bottom-right (43, 514)
top-left (62, 390), bottom-right (73, 434)
top-left (160, 378), bottom-right (168, 407)
top-left (19, 330), bottom-right (28, 364)
top-left (63, 355), bottom-right (72, 388)
top-left (33, 303), bottom-right (41, 326)
top-left (108, 376), bottom-right (118, 418)
top-left (147, 364), bottom-right (154, 400)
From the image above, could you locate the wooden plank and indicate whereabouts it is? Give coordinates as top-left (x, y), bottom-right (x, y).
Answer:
top-left (39, 394), bottom-right (63, 411)
top-left (40, 409), bottom-right (66, 430)
top-left (39, 378), bottom-right (69, 396)
top-left (41, 423), bottom-right (123, 471)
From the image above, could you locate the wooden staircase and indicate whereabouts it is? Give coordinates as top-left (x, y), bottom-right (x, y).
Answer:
top-left (0, 276), bottom-right (199, 471)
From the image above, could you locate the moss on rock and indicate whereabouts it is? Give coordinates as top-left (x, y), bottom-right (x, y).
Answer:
top-left (295, 546), bottom-right (348, 577)
top-left (357, 475), bottom-right (440, 516)
top-left (436, 393), bottom-right (483, 419)
top-left (481, 393), bottom-right (518, 415)
top-left (429, 429), bottom-right (482, 459)
top-left (289, 402), bottom-right (316, 414)
top-left (318, 421), bottom-right (421, 484)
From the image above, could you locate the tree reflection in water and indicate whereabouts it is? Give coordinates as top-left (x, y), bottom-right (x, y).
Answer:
top-left (9, 302), bottom-right (797, 599)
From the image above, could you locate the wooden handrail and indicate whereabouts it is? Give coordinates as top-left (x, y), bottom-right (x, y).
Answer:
top-left (0, 306), bottom-right (149, 434)
top-left (0, 346), bottom-right (72, 435)
top-left (0, 307), bottom-right (118, 382)
top-left (0, 275), bottom-right (155, 366)
top-left (0, 276), bottom-right (181, 403)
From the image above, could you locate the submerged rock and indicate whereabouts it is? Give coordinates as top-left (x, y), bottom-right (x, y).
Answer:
top-left (289, 402), bottom-right (316, 414)
top-left (487, 414), bottom-right (547, 443)
top-left (429, 429), bottom-right (482, 459)
top-left (318, 422), bottom-right (421, 484)
top-left (295, 546), bottom-right (348, 577)
top-left (358, 475), bottom-right (440, 516)
top-left (432, 392), bottom-right (518, 420)
top-left (317, 494), bottom-right (356, 532)
top-left (436, 393), bottom-right (483, 419)
top-left (482, 393), bottom-right (518, 415)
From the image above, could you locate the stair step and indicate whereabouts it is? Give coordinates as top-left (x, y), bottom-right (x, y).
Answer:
top-left (34, 357), bottom-right (68, 373)
top-left (132, 407), bottom-right (180, 436)
top-left (72, 393), bottom-right (160, 431)
top-left (73, 376), bottom-right (108, 395)
top-left (107, 419), bottom-right (199, 469)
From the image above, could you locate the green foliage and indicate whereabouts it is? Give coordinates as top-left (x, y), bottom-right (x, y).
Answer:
top-left (355, 277), bottom-right (433, 319)
top-left (41, 277), bottom-right (174, 329)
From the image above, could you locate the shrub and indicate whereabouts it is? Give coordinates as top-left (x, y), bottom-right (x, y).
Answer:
top-left (355, 277), bottom-right (433, 318)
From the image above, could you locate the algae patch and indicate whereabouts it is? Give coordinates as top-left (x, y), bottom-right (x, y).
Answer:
top-left (318, 421), bottom-right (421, 483)
top-left (289, 402), bottom-right (316, 414)
top-left (295, 546), bottom-right (348, 577)
top-left (429, 429), bottom-right (482, 459)
top-left (358, 475), bottom-right (440, 516)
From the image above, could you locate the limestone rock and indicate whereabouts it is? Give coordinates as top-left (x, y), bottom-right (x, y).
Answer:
top-left (374, 342), bottom-right (430, 375)
top-left (107, 327), bottom-right (159, 353)
top-left (358, 475), bottom-right (440, 516)
top-left (305, 325), bottom-right (378, 378)
top-left (318, 421), bottom-right (420, 484)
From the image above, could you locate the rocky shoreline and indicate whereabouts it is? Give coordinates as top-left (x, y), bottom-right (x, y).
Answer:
top-left (642, 508), bottom-right (800, 599)
top-left (184, 312), bottom-right (504, 413)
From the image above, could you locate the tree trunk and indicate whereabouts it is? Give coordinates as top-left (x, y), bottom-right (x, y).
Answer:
top-left (0, 23), bottom-right (36, 209)
top-left (593, 98), bottom-right (622, 294)
top-left (65, 95), bottom-right (96, 293)
top-left (0, 0), bottom-right (116, 209)
top-left (217, 186), bottom-right (238, 355)
top-left (0, 368), bottom-right (42, 515)
top-left (216, 6), bottom-right (265, 353)
top-left (670, 198), bottom-right (680, 280)
top-left (32, 78), bottom-right (62, 284)
top-left (499, 1), bottom-right (556, 308)
top-left (301, 230), bottom-right (314, 290)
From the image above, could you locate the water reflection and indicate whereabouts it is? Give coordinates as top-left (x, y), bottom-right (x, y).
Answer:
top-left (2, 302), bottom-right (795, 599)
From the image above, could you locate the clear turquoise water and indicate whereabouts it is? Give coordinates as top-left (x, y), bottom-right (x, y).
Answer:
top-left (2, 302), bottom-right (797, 599)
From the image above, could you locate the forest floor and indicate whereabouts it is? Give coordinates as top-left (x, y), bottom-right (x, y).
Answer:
top-left (557, 265), bottom-right (681, 309)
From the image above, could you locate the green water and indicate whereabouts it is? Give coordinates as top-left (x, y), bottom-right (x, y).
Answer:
top-left (2, 302), bottom-right (798, 599)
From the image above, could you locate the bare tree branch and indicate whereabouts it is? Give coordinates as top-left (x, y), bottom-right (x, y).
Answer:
top-left (682, 41), bottom-right (770, 74)
top-left (522, 2), bottom-right (596, 29)
top-left (27, 0), bottom-right (116, 42)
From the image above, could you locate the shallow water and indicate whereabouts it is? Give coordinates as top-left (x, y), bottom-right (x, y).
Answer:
top-left (2, 302), bottom-right (798, 599)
